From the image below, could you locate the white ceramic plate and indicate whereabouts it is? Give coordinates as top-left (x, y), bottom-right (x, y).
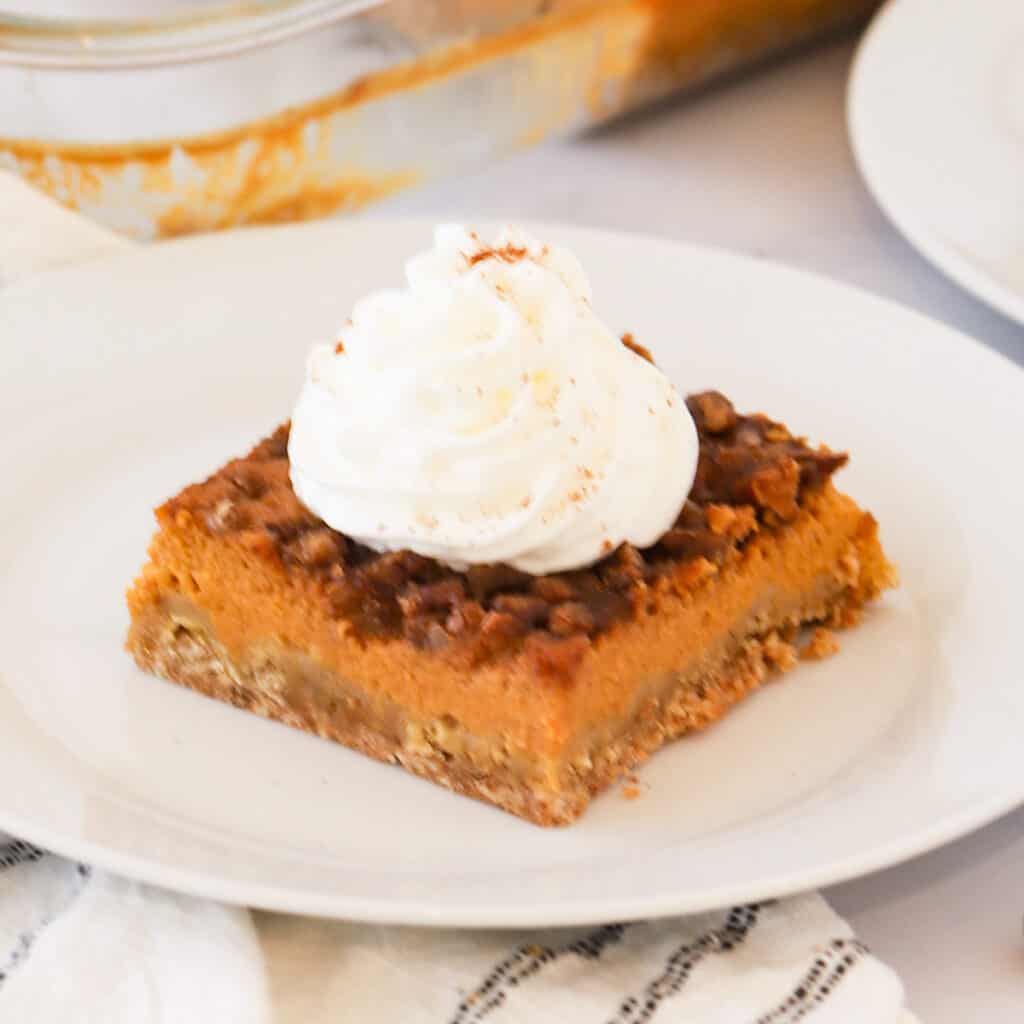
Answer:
top-left (849, 0), bottom-right (1024, 325)
top-left (1, 219), bottom-right (1022, 926)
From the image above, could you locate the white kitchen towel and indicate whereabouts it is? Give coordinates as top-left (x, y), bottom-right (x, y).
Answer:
top-left (0, 173), bottom-right (916, 1023)
top-left (0, 173), bottom-right (131, 288)
top-left (257, 897), bottom-right (916, 1024)
top-left (0, 837), bottom-right (268, 1023)
top-left (1, 837), bottom-right (916, 1024)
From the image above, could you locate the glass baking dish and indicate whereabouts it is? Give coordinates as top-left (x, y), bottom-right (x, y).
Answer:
top-left (0, 0), bottom-right (880, 238)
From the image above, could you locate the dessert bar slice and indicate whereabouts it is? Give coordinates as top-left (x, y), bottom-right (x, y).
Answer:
top-left (126, 391), bottom-right (894, 826)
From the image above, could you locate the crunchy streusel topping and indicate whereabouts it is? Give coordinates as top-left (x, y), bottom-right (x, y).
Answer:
top-left (163, 390), bottom-right (847, 669)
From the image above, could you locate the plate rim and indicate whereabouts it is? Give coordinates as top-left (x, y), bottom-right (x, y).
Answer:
top-left (1, 783), bottom-right (1022, 927)
top-left (847, 0), bottom-right (1024, 328)
top-left (2, 217), bottom-right (1023, 927)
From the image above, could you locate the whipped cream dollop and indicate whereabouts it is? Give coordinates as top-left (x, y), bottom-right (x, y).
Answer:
top-left (288, 225), bottom-right (698, 574)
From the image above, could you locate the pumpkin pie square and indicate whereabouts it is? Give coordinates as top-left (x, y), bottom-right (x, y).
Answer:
top-left (126, 391), bottom-right (894, 826)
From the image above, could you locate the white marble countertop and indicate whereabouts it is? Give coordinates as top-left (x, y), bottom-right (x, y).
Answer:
top-left (374, 36), bottom-right (1024, 1024)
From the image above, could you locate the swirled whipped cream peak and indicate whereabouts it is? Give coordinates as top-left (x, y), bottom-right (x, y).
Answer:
top-left (287, 224), bottom-right (699, 574)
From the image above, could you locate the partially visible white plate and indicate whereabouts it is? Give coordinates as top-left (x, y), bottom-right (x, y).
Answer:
top-left (849, 0), bottom-right (1024, 326)
top-left (0, 219), bottom-right (1022, 927)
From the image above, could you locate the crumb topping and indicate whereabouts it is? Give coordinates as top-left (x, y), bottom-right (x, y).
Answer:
top-left (163, 385), bottom-right (848, 675)
top-left (802, 626), bottom-right (840, 660)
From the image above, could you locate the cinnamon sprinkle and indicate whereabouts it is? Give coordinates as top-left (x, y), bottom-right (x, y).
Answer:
top-left (466, 244), bottom-right (529, 267)
top-left (621, 333), bottom-right (654, 363)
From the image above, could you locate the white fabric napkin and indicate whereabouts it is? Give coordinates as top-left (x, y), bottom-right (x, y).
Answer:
top-left (0, 174), bottom-right (132, 287)
top-left (0, 837), bottom-right (268, 1023)
top-left (1, 836), bottom-right (915, 1024)
top-left (0, 173), bottom-right (917, 1023)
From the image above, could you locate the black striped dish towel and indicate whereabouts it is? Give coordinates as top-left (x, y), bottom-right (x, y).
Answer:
top-left (2, 835), bottom-right (916, 1024)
